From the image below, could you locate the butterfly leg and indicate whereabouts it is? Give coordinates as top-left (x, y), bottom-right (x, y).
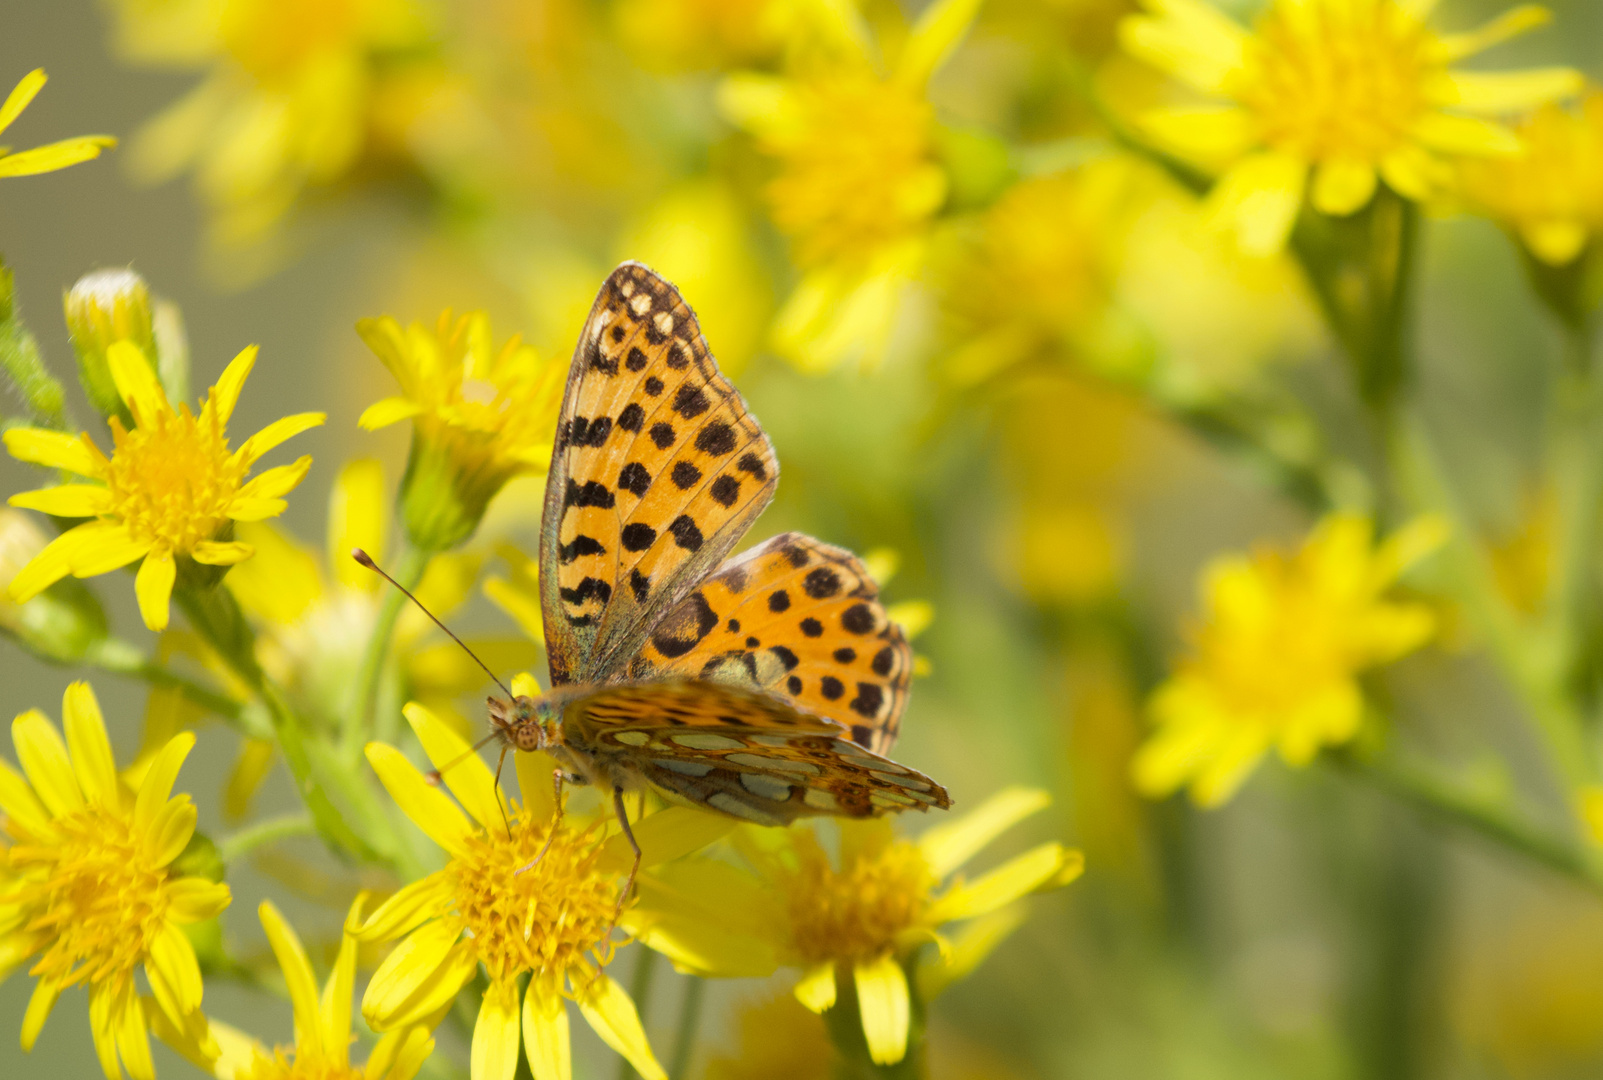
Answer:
top-left (515, 769), bottom-right (567, 876)
top-left (611, 783), bottom-right (642, 928)
top-left (492, 743), bottom-right (511, 835)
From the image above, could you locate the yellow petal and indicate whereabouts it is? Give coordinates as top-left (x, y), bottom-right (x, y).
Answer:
top-left (926, 842), bottom-right (1082, 923)
top-left (917, 786), bottom-right (1050, 878)
top-left (114, 977), bottom-right (156, 1080)
top-left (1192, 727), bottom-right (1271, 807)
top-left (134, 731), bottom-right (196, 835)
top-left (1523, 220), bottom-right (1589, 266)
top-left (330, 458), bottom-right (387, 588)
top-left (1435, 4), bottom-right (1551, 61)
top-left (347, 873), bottom-right (454, 942)
top-left (793, 962), bottom-right (837, 1013)
top-left (106, 340), bottom-right (168, 427)
top-left (70, 522), bottom-right (153, 577)
top-left (236, 412), bottom-right (325, 466)
top-left (166, 876), bottom-right (232, 923)
top-left (1311, 158), bottom-right (1377, 217)
top-left (1118, 0), bottom-right (1249, 96)
top-left (135, 548), bottom-right (177, 631)
top-left (1206, 151), bottom-right (1307, 257)
top-left (404, 702), bottom-right (507, 837)
top-left (3, 427), bottom-right (103, 476)
top-left (192, 541), bottom-right (254, 566)
top-left (366, 742), bottom-right (475, 858)
top-left (598, 806), bottom-right (736, 872)
top-left (358, 396), bottom-right (425, 431)
top-left (147, 922), bottom-right (204, 1019)
top-left (88, 981), bottom-right (122, 1080)
top-left (854, 956), bottom-right (910, 1066)
top-left (233, 456), bottom-right (314, 505)
top-left (1431, 69), bottom-right (1583, 113)
top-left (260, 900), bottom-right (323, 1058)
top-left (473, 981), bottom-right (523, 1080)
top-left (212, 345), bottom-right (257, 425)
top-left (0, 69), bottom-right (46, 137)
top-left (511, 672), bottom-right (542, 700)
top-left (13, 708), bottom-right (83, 817)
top-left (321, 913), bottom-right (360, 1068)
top-left (514, 749), bottom-right (560, 823)
top-left (914, 905), bottom-right (1026, 1001)
top-left (575, 974), bottom-right (667, 1080)
top-left (146, 794), bottom-right (195, 867)
top-left (1136, 106), bottom-right (1258, 162)
top-left (372, 1027), bottom-right (435, 1080)
top-left (8, 521), bottom-right (140, 602)
top-left (1413, 113), bottom-right (1520, 156)
top-left (226, 496), bottom-right (291, 522)
top-left (62, 681), bottom-right (118, 806)
top-left (522, 981), bottom-right (571, 1080)
top-left (9, 484), bottom-right (111, 518)
top-left (895, 0), bottom-right (982, 88)
top-left (20, 975), bottom-right (59, 1051)
top-left (0, 757), bottom-right (52, 835)
top-left (382, 941), bottom-right (481, 1030)
top-left (362, 920), bottom-right (468, 1030)
top-left (0, 136), bottom-right (116, 177)
top-left (625, 860), bottom-right (781, 977)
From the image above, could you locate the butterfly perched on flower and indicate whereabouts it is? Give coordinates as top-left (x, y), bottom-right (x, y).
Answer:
top-left (484, 262), bottom-right (950, 886)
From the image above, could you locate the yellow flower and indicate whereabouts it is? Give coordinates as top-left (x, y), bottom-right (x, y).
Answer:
top-left (352, 696), bottom-right (727, 1080)
top-left (614, 0), bottom-right (785, 73)
top-left (107, 0), bottom-right (433, 253)
top-left (0, 69), bottom-right (115, 178)
top-left (1460, 90), bottom-right (1603, 266)
top-left (357, 310), bottom-right (564, 550)
top-left (629, 788), bottom-right (1083, 1066)
top-left (703, 995), bottom-right (831, 1080)
top-left (1133, 512), bottom-right (1447, 807)
top-left (156, 898), bottom-right (435, 1080)
top-left (4, 340), bottom-right (324, 631)
top-left (719, 0), bottom-right (981, 370)
top-left (0, 682), bottom-right (232, 1080)
top-left (1119, 0), bottom-right (1583, 255)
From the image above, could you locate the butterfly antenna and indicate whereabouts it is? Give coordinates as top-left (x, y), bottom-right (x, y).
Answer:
top-left (423, 730), bottom-right (503, 786)
top-left (352, 548), bottom-right (513, 699)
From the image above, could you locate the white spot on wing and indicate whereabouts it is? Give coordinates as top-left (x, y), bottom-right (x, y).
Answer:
top-left (803, 788), bottom-right (839, 811)
top-left (740, 773), bottom-right (793, 801)
top-left (654, 759), bottom-right (714, 777)
top-left (727, 752), bottom-right (820, 775)
top-left (671, 733), bottom-right (746, 751)
top-left (613, 731), bottom-right (651, 746)
top-left (708, 792), bottom-right (776, 822)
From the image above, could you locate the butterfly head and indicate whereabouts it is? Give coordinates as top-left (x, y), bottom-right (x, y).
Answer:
top-left (488, 694), bottom-right (562, 753)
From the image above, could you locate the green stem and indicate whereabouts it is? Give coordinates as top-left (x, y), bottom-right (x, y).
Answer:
top-left (1542, 320), bottom-right (1601, 718)
top-left (81, 636), bottom-right (259, 733)
top-left (668, 975), bottom-right (705, 1080)
top-left (219, 813), bottom-right (315, 862)
top-left (348, 540), bottom-right (431, 758)
top-left (1330, 751), bottom-right (1603, 895)
top-left (618, 950), bottom-right (660, 1080)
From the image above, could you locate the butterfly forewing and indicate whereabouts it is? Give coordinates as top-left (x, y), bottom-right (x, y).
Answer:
top-left (564, 682), bottom-right (949, 826)
top-left (539, 263), bottom-right (779, 685)
top-left (633, 533), bottom-right (912, 754)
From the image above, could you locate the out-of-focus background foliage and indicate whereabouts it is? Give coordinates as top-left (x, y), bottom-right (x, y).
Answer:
top-left (6, 0), bottom-right (1603, 1077)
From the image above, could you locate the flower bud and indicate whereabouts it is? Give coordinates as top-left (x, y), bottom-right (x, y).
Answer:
top-left (65, 268), bottom-right (156, 420)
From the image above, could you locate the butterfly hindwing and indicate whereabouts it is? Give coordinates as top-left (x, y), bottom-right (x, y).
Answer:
top-left (562, 681), bottom-right (949, 825)
top-left (631, 533), bottom-right (913, 755)
top-left (539, 263), bottom-right (779, 685)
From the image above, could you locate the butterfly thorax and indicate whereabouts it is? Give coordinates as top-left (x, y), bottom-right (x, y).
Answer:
top-left (486, 689), bottom-right (638, 794)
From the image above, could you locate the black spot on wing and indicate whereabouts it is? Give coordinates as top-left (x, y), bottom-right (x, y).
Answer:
top-left (820, 676), bottom-right (844, 700)
top-left (709, 475), bottom-right (740, 506)
top-left (769, 645), bottom-right (799, 671)
top-left (768, 590), bottom-right (790, 613)
top-left (833, 648), bottom-right (856, 664)
top-left (559, 536), bottom-right (606, 563)
top-left (617, 403), bottom-right (645, 432)
top-left (737, 452), bottom-right (768, 481)
top-left (621, 523), bottom-right (656, 551)
top-left (566, 480), bottom-right (616, 509)
top-left (673, 384), bottom-right (710, 418)
top-left (800, 617), bottom-right (822, 637)
top-left (842, 603), bottom-right (875, 634)
top-left (651, 591), bottom-right (719, 658)
top-left (669, 515), bottom-right (704, 551)
top-left (560, 577), bottom-right (613, 606)
top-left (618, 462), bottom-right (652, 497)
top-left (850, 683), bottom-right (885, 718)
top-left (630, 569), bottom-right (650, 602)
top-left (626, 346), bottom-right (649, 371)
top-left (650, 422), bottom-right (676, 449)
top-left (872, 647), bottom-right (895, 676)
top-left (695, 422), bottom-right (737, 456)
top-left (644, 376), bottom-right (664, 396)
top-left (671, 461), bottom-right (702, 489)
top-left (804, 567), bottom-right (841, 599)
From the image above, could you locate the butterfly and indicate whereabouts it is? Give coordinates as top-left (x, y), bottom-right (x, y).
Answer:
top-left (487, 262), bottom-right (950, 898)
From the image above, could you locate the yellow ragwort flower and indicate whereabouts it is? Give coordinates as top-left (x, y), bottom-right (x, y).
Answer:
top-left (718, 0), bottom-right (980, 370)
top-left (0, 682), bottom-right (232, 1080)
top-left (157, 898), bottom-right (435, 1080)
top-left (4, 340), bottom-right (324, 631)
top-left (0, 69), bottom-right (115, 179)
top-left (1460, 90), bottom-right (1603, 266)
top-left (358, 310), bottom-right (564, 550)
top-left (1120, 0), bottom-right (1583, 254)
top-left (1133, 512), bottom-right (1447, 807)
top-left (629, 788), bottom-right (1082, 1066)
top-left (352, 692), bottom-right (727, 1080)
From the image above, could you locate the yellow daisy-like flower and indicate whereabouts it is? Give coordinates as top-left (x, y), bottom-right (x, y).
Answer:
top-left (0, 69), bottom-right (115, 178)
top-left (1133, 512), bottom-right (1448, 807)
top-left (1460, 90), bottom-right (1603, 266)
top-left (718, 0), bottom-right (980, 370)
top-left (106, 0), bottom-right (432, 251)
top-left (357, 310), bottom-right (565, 550)
top-left (352, 693), bottom-right (727, 1080)
top-left (629, 788), bottom-right (1083, 1066)
top-left (0, 682), bottom-right (232, 1080)
top-left (1119, 0), bottom-right (1583, 255)
top-left (4, 340), bottom-right (324, 631)
top-left (157, 898), bottom-right (435, 1080)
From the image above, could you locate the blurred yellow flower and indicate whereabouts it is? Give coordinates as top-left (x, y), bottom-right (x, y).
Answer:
top-left (614, 0), bottom-right (784, 73)
top-left (158, 898), bottom-right (435, 1080)
top-left (704, 995), bottom-right (830, 1080)
top-left (353, 699), bottom-right (721, 1080)
top-left (630, 787), bottom-right (1082, 1066)
top-left (1134, 513), bottom-right (1447, 807)
top-left (1460, 90), bottom-right (1603, 266)
top-left (0, 682), bottom-right (231, 1080)
top-left (0, 69), bottom-right (115, 178)
top-left (1120, 0), bottom-right (1582, 254)
top-left (4, 341), bottom-right (323, 631)
top-left (108, 0), bottom-right (433, 251)
top-left (719, 0), bottom-right (981, 370)
top-left (358, 309), bottom-right (564, 550)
